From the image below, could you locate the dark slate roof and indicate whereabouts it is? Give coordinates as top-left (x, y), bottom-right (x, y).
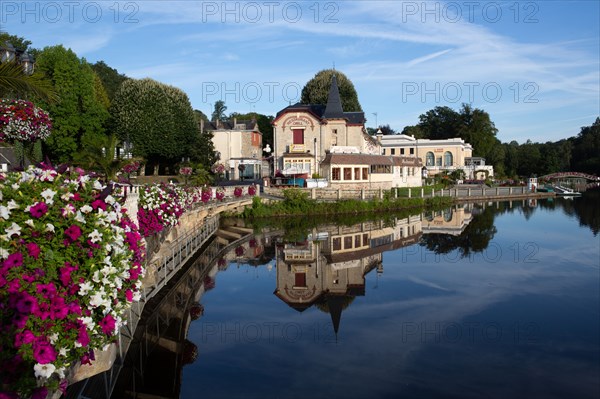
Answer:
top-left (321, 153), bottom-right (422, 167)
top-left (274, 75), bottom-right (366, 124)
top-left (323, 74), bottom-right (345, 119)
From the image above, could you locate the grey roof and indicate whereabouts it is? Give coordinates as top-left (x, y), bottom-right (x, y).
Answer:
top-left (323, 74), bottom-right (345, 119)
top-left (205, 119), bottom-right (260, 132)
top-left (274, 75), bottom-right (366, 124)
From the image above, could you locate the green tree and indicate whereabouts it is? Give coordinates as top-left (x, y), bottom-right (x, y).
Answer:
top-left (301, 69), bottom-right (362, 112)
top-left (571, 117), bottom-right (600, 175)
top-left (111, 78), bottom-right (198, 175)
top-left (91, 61), bottom-right (127, 103)
top-left (34, 45), bottom-right (109, 163)
top-left (400, 125), bottom-right (424, 138)
top-left (211, 100), bottom-right (227, 122)
top-left (228, 112), bottom-right (274, 151)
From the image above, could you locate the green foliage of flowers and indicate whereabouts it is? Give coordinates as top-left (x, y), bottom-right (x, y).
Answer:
top-left (0, 165), bottom-right (145, 398)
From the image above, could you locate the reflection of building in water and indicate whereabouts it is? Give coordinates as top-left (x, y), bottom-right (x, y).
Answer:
top-left (421, 204), bottom-right (473, 236)
top-left (274, 216), bottom-right (422, 336)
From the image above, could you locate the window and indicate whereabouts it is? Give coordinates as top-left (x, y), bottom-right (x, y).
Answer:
top-left (362, 167), bottom-right (368, 180)
top-left (354, 167), bottom-right (361, 180)
top-left (410, 148), bottom-right (414, 155)
top-left (391, 148), bottom-right (396, 155)
top-left (344, 236), bottom-right (353, 249)
top-left (444, 151), bottom-right (453, 167)
top-left (399, 167), bottom-right (403, 177)
top-left (370, 165), bottom-right (392, 173)
top-left (292, 129), bottom-right (304, 145)
top-left (436, 157), bottom-right (442, 166)
top-left (363, 233), bottom-right (369, 246)
top-left (426, 152), bottom-right (434, 166)
top-left (344, 167), bottom-right (352, 180)
top-left (401, 148), bottom-right (405, 155)
top-left (332, 237), bottom-right (341, 250)
top-left (295, 273), bottom-right (306, 287)
top-left (332, 167), bottom-right (341, 181)
top-left (382, 149), bottom-right (386, 155)
top-left (355, 235), bottom-right (361, 248)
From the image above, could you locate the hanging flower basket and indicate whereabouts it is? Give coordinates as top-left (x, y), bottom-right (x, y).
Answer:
top-left (235, 245), bottom-right (245, 257)
top-left (0, 99), bottom-right (52, 142)
top-left (215, 187), bottom-right (225, 201)
top-left (248, 185), bottom-right (256, 196)
top-left (201, 187), bottom-right (212, 203)
top-left (189, 303), bottom-right (205, 320)
top-left (203, 275), bottom-right (215, 291)
top-left (0, 165), bottom-right (145, 397)
top-left (233, 187), bottom-right (243, 198)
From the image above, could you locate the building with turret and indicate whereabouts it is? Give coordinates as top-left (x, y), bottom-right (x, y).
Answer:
top-left (272, 75), bottom-right (422, 188)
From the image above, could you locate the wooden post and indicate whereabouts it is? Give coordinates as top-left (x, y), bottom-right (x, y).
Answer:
top-left (408, 188), bottom-right (411, 198)
top-left (311, 188), bottom-right (316, 199)
top-left (421, 188), bottom-right (424, 198)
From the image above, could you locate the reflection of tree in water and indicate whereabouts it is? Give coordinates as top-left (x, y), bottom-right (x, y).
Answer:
top-left (551, 190), bottom-right (600, 236)
top-left (420, 206), bottom-right (498, 257)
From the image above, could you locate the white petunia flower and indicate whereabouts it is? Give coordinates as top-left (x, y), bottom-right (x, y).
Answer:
top-left (59, 348), bottom-right (67, 357)
top-left (89, 229), bottom-right (102, 243)
top-left (61, 192), bottom-right (73, 201)
top-left (78, 282), bottom-right (92, 296)
top-left (45, 223), bottom-right (55, 233)
top-left (75, 211), bottom-right (86, 224)
top-left (49, 332), bottom-right (59, 344)
top-left (93, 180), bottom-right (103, 190)
top-left (24, 219), bottom-right (35, 228)
top-left (0, 247), bottom-right (9, 259)
top-left (40, 188), bottom-right (57, 205)
top-left (80, 205), bottom-right (93, 214)
top-left (11, 183), bottom-right (20, 190)
top-left (6, 200), bottom-right (18, 210)
top-left (0, 205), bottom-right (10, 220)
top-left (5, 222), bottom-right (21, 237)
top-left (34, 363), bottom-right (56, 378)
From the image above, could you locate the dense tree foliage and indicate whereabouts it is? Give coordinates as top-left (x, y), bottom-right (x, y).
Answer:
top-left (111, 78), bottom-right (198, 174)
top-left (229, 111), bottom-right (274, 152)
top-left (571, 118), bottom-right (600, 175)
top-left (35, 45), bottom-right (109, 163)
top-left (91, 61), bottom-right (127, 103)
top-left (301, 69), bottom-right (362, 112)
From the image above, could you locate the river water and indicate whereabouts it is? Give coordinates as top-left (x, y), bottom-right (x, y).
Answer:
top-left (114, 192), bottom-right (600, 399)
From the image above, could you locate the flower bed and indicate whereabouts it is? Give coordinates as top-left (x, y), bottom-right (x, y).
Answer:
top-left (0, 165), bottom-right (145, 398)
top-left (0, 99), bottom-right (52, 142)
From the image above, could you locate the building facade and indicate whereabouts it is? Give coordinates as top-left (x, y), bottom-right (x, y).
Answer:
top-left (378, 134), bottom-right (493, 179)
top-left (272, 75), bottom-right (421, 188)
top-left (206, 118), bottom-right (262, 180)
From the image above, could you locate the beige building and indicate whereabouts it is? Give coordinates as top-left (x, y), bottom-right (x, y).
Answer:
top-left (206, 118), bottom-right (262, 180)
top-left (272, 75), bottom-right (421, 188)
top-left (378, 134), bottom-right (493, 179)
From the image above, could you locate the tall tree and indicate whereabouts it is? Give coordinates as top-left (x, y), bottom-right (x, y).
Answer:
top-left (91, 61), bottom-right (127, 103)
top-left (34, 45), bottom-right (109, 163)
top-left (301, 69), bottom-right (362, 112)
top-left (571, 117), bottom-right (600, 175)
top-left (111, 78), bottom-right (198, 174)
top-left (211, 100), bottom-right (227, 122)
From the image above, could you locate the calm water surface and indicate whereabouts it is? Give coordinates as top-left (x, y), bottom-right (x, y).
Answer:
top-left (118, 193), bottom-right (600, 399)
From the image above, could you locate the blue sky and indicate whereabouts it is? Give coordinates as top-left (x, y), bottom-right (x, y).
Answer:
top-left (2, 0), bottom-right (599, 143)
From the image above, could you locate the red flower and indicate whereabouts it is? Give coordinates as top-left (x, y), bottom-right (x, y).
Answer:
top-left (26, 243), bottom-right (41, 259)
top-left (99, 314), bottom-right (116, 335)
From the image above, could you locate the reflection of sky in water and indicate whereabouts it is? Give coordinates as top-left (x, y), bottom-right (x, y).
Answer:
top-left (181, 200), bottom-right (599, 399)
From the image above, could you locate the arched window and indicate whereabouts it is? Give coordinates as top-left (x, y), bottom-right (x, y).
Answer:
top-left (426, 152), bottom-right (434, 166)
top-left (444, 151), bottom-right (453, 167)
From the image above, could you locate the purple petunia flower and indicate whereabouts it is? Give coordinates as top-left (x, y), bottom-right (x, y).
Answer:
top-left (29, 202), bottom-right (48, 219)
top-left (64, 225), bottom-right (82, 242)
top-left (32, 340), bottom-right (57, 364)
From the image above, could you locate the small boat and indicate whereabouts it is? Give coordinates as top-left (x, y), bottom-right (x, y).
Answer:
top-left (553, 185), bottom-right (581, 196)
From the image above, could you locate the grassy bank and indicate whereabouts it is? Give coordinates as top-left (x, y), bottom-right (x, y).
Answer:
top-left (240, 188), bottom-right (454, 219)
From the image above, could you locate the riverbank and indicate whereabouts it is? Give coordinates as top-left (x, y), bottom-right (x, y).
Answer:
top-left (240, 186), bottom-right (555, 219)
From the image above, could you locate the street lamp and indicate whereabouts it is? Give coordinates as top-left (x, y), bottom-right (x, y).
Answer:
top-left (19, 52), bottom-right (35, 75)
top-left (1, 42), bottom-right (16, 63)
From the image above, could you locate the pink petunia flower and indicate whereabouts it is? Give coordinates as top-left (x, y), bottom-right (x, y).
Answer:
top-left (29, 202), bottom-right (48, 219)
top-left (64, 225), bottom-right (82, 242)
top-left (32, 340), bottom-right (57, 364)
top-left (26, 242), bottom-right (41, 259)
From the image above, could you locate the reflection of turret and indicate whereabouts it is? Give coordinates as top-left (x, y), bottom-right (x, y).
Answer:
top-left (422, 204), bottom-right (473, 236)
top-left (274, 216), bottom-right (423, 337)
